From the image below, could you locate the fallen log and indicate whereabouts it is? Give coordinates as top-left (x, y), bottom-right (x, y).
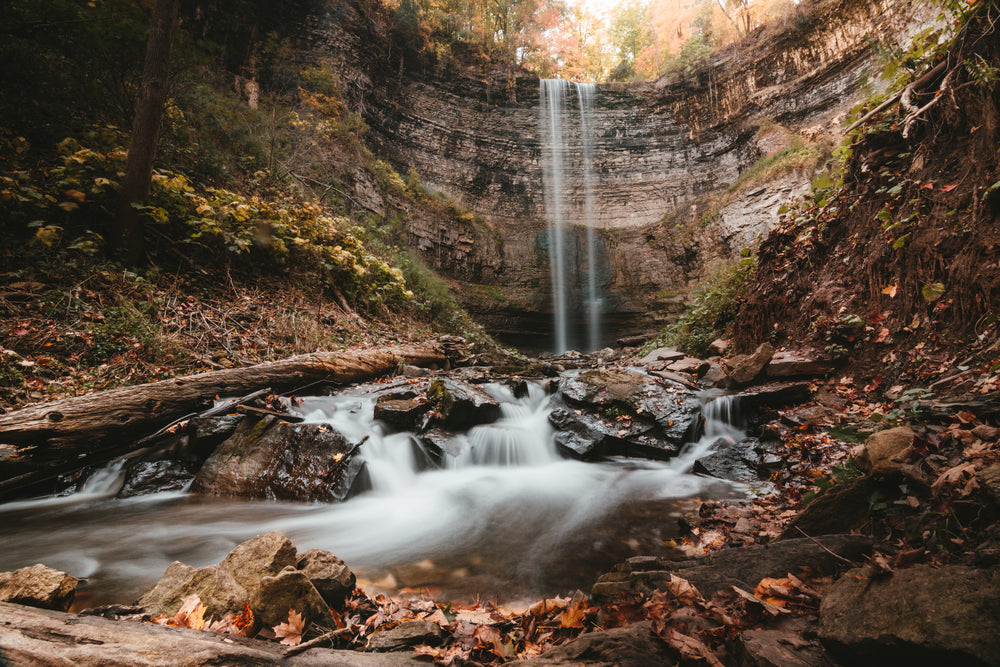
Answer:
top-left (0, 343), bottom-right (444, 498)
top-left (0, 601), bottom-right (423, 666)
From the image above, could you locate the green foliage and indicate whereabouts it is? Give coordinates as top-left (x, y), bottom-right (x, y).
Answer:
top-left (648, 257), bottom-right (757, 357)
top-left (732, 135), bottom-right (826, 193)
top-left (813, 313), bottom-right (864, 358)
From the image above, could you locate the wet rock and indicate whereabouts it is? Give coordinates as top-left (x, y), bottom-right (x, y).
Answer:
top-left (561, 369), bottom-right (702, 447)
top-left (296, 548), bottom-right (356, 610)
top-left (723, 343), bottom-right (775, 386)
top-left (766, 350), bottom-right (840, 379)
top-left (250, 566), bottom-right (335, 630)
top-left (819, 564), bottom-right (1000, 666)
top-left (117, 460), bottom-right (194, 498)
top-left (692, 437), bottom-right (766, 484)
top-left (419, 429), bottom-right (464, 464)
top-left (366, 620), bottom-right (447, 652)
top-left (428, 378), bottom-right (502, 429)
top-left (664, 357), bottom-right (710, 378)
top-left (373, 394), bottom-right (432, 431)
top-left (190, 417), bottom-right (365, 502)
top-left (507, 622), bottom-right (676, 666)
top-left (592, 535), bottom-right (871, 600)
top-left (779, 477), bottom-right (882, 539)
top-left (0, 564), bottom-right (78, 612)
top-left (219, 532), bottom-right (298, 593)
top-left (548, 408), bottom-right (674, 461)
top-left (138, 562), bottom-right (246, 620)
top-left (638, 347), bottom-right (685, 364)
top-left (857, 426), bottom-right (915, 476)
top-left (736, 382), bottom-right (813, 410)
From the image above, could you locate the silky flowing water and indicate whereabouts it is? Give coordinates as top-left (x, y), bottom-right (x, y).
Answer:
top-left (0, 383), bottom-right (746, 609)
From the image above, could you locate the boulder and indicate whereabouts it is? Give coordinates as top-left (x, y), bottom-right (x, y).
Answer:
top-left (250, 566), bottom-right (335, 630)
top-left (857, 427), bottom-right (915, 476)
top-left (138, 561), bottom-right (246, 620)
top-left (692, 437), bottom-right (766, 484)
top-left (428, 378), bottom-right (502, 429)
top-left (219, 532), bottom-right (298, 593)
top-left (548, 408), bottom-right (677, 461)
top-left (0, 564), bottom-right (78, 612)
top-left (819, 564), bottom-right (1000, 666)
top-left (593, 535), bottom-right (871, 600)
top-left (296, 548), bottom-right (356, 610)
top-left (701, 362), bottom-right (728, 387)
top-left (373, 394), bottom-right (432, 431)
top-left (366, 620), bottom-right (447, 652)
top-left (766, 350), bottom-right (839, 379)
top-left (708, 339), bottom-right (731, 356)
top-left (638, 347), bottom-right (685, 364)
top-left (723, 343), bottom-right (775, 386)
top-left (190, 417), bottom-right (365, 502)
top-left (561, 369), bottom-right (702, 447)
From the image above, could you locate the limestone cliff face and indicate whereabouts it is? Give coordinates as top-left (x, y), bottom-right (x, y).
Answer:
top-left (320, 0), bottom-right (937, 348)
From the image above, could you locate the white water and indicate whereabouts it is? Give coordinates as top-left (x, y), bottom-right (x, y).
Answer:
top-left (540, 79), bottom-right (601, 353)
top-left (0, 384), bottom-right (747, 606)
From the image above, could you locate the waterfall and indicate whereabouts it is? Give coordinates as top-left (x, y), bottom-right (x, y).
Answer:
top-left (540, 79), bottom-right (600, 353)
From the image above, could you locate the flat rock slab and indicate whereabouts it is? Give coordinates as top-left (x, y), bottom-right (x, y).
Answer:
top-left (819, 564), bottom-right (1000, 666)
top-left (765, 350), bottom-right (839, 379)
top-left (735, 382), bottom-right (813, 410)
top-left (638, 347), bottom-right (685, 364)
top-left (505, 622), bottom-right (677, 666)
top-left (428, 378), bottom-right (502, 429)
top-left (593, 535), bottom-right (872, 600)
top-left (693, 437), bottom-right (767, 484)
top-left (739, 624), bottom-right (837, 667)
top-left (0, 601), bottom-right (424, 666)
top-left (365, 620), bottom-right (446, 652)
top-left (548, 408), bottom-right (676, 461)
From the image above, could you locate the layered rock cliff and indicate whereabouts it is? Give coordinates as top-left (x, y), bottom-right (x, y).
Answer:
top-left (317, 0), bottom-right (938, 349)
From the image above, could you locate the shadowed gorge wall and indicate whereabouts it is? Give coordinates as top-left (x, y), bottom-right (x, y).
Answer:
top-left (318, 0), bottom-right (937, 348)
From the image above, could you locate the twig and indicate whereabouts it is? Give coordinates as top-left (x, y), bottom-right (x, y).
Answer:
top-left (843, 60), bottom-right (947, 134)
top-left (282, 627), bottom-right (353, 657)
top-left (794, 527), bottom-right (860, 565)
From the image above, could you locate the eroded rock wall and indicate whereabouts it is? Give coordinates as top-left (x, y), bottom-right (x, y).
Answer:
top-left (318, 0), bottom-right (937, 347)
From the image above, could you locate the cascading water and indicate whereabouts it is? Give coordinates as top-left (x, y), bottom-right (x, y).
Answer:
top-left (0, 381), bottom-right (750, 607)
top-left (540, 79), bottom-right (601, 353)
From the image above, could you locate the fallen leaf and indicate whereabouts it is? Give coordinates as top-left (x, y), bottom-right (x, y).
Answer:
top-left (882, 284), bottom-right (898, 297)
top-left (273, 608), bottom-right (305, 646)
top-left (657, 626), bottom-right (724, 667)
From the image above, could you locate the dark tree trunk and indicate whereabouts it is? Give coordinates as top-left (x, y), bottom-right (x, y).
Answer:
top-left (117, 0), bottom-right (179, 265)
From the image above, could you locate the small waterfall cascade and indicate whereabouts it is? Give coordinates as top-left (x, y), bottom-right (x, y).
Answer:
top-left (539, 79), bottom-right (601, 353)
top-left (671, 394), bottom-right (746, 470)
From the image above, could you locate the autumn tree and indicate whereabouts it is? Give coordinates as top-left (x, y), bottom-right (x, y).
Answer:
top-left (117, 0), bottom-right (179, 265)
top-left (608, 0), bottom-right (654, 80)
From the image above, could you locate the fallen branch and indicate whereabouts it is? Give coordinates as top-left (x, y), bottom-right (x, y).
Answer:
top-left (283, 627), bottom-right (353, 657)
top-left (794, 527), bottom-right (860, 566)
top-left (902, 65), bottom-right (960, 139)
top-left (843, 60), bottom-right (948, 134)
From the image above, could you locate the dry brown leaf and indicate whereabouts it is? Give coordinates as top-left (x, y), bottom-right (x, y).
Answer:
top-left (665, 574), bottom-right (703, 606)
top-left (931, 462), bottom-right (977, 496)
top-left (153, 594), bottom-right (206, 630)
top-left (659, 626), bottom-right (724, 667)
top-left (558, 600), bottom-right (588, 629)
top-left (273, 608), bottom-right (306, 646)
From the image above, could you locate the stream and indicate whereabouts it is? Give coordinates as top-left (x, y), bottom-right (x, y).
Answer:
top-left (0, 380), bottom-right (748, 609)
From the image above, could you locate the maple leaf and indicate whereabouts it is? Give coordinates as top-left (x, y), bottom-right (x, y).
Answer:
top-left (153, 594), bottom-right (206, 630)
top-left (273, 608), bottom-right (306, 646)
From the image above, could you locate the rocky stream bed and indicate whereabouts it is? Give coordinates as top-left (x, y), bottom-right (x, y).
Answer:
top-left (1, 340), bottom-right (999, 666)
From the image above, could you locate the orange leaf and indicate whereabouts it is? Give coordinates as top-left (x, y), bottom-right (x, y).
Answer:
top-left (273, 608), bottom-right (305, 646)
top-left (941, 182), bottom-right (958, 192)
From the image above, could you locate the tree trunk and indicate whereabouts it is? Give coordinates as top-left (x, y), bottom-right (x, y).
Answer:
top-left (0, 343), bottom-right (445, 499)
top-left (0, 602), bottom-right (425, 667)
top-left (116, 0), bottom-right (179, 265)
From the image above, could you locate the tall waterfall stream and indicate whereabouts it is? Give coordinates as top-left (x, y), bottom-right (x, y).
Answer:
top-left (0, 381), bottom-right (747, 609)
top-left (540, 79), bottom-right (601, 354)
